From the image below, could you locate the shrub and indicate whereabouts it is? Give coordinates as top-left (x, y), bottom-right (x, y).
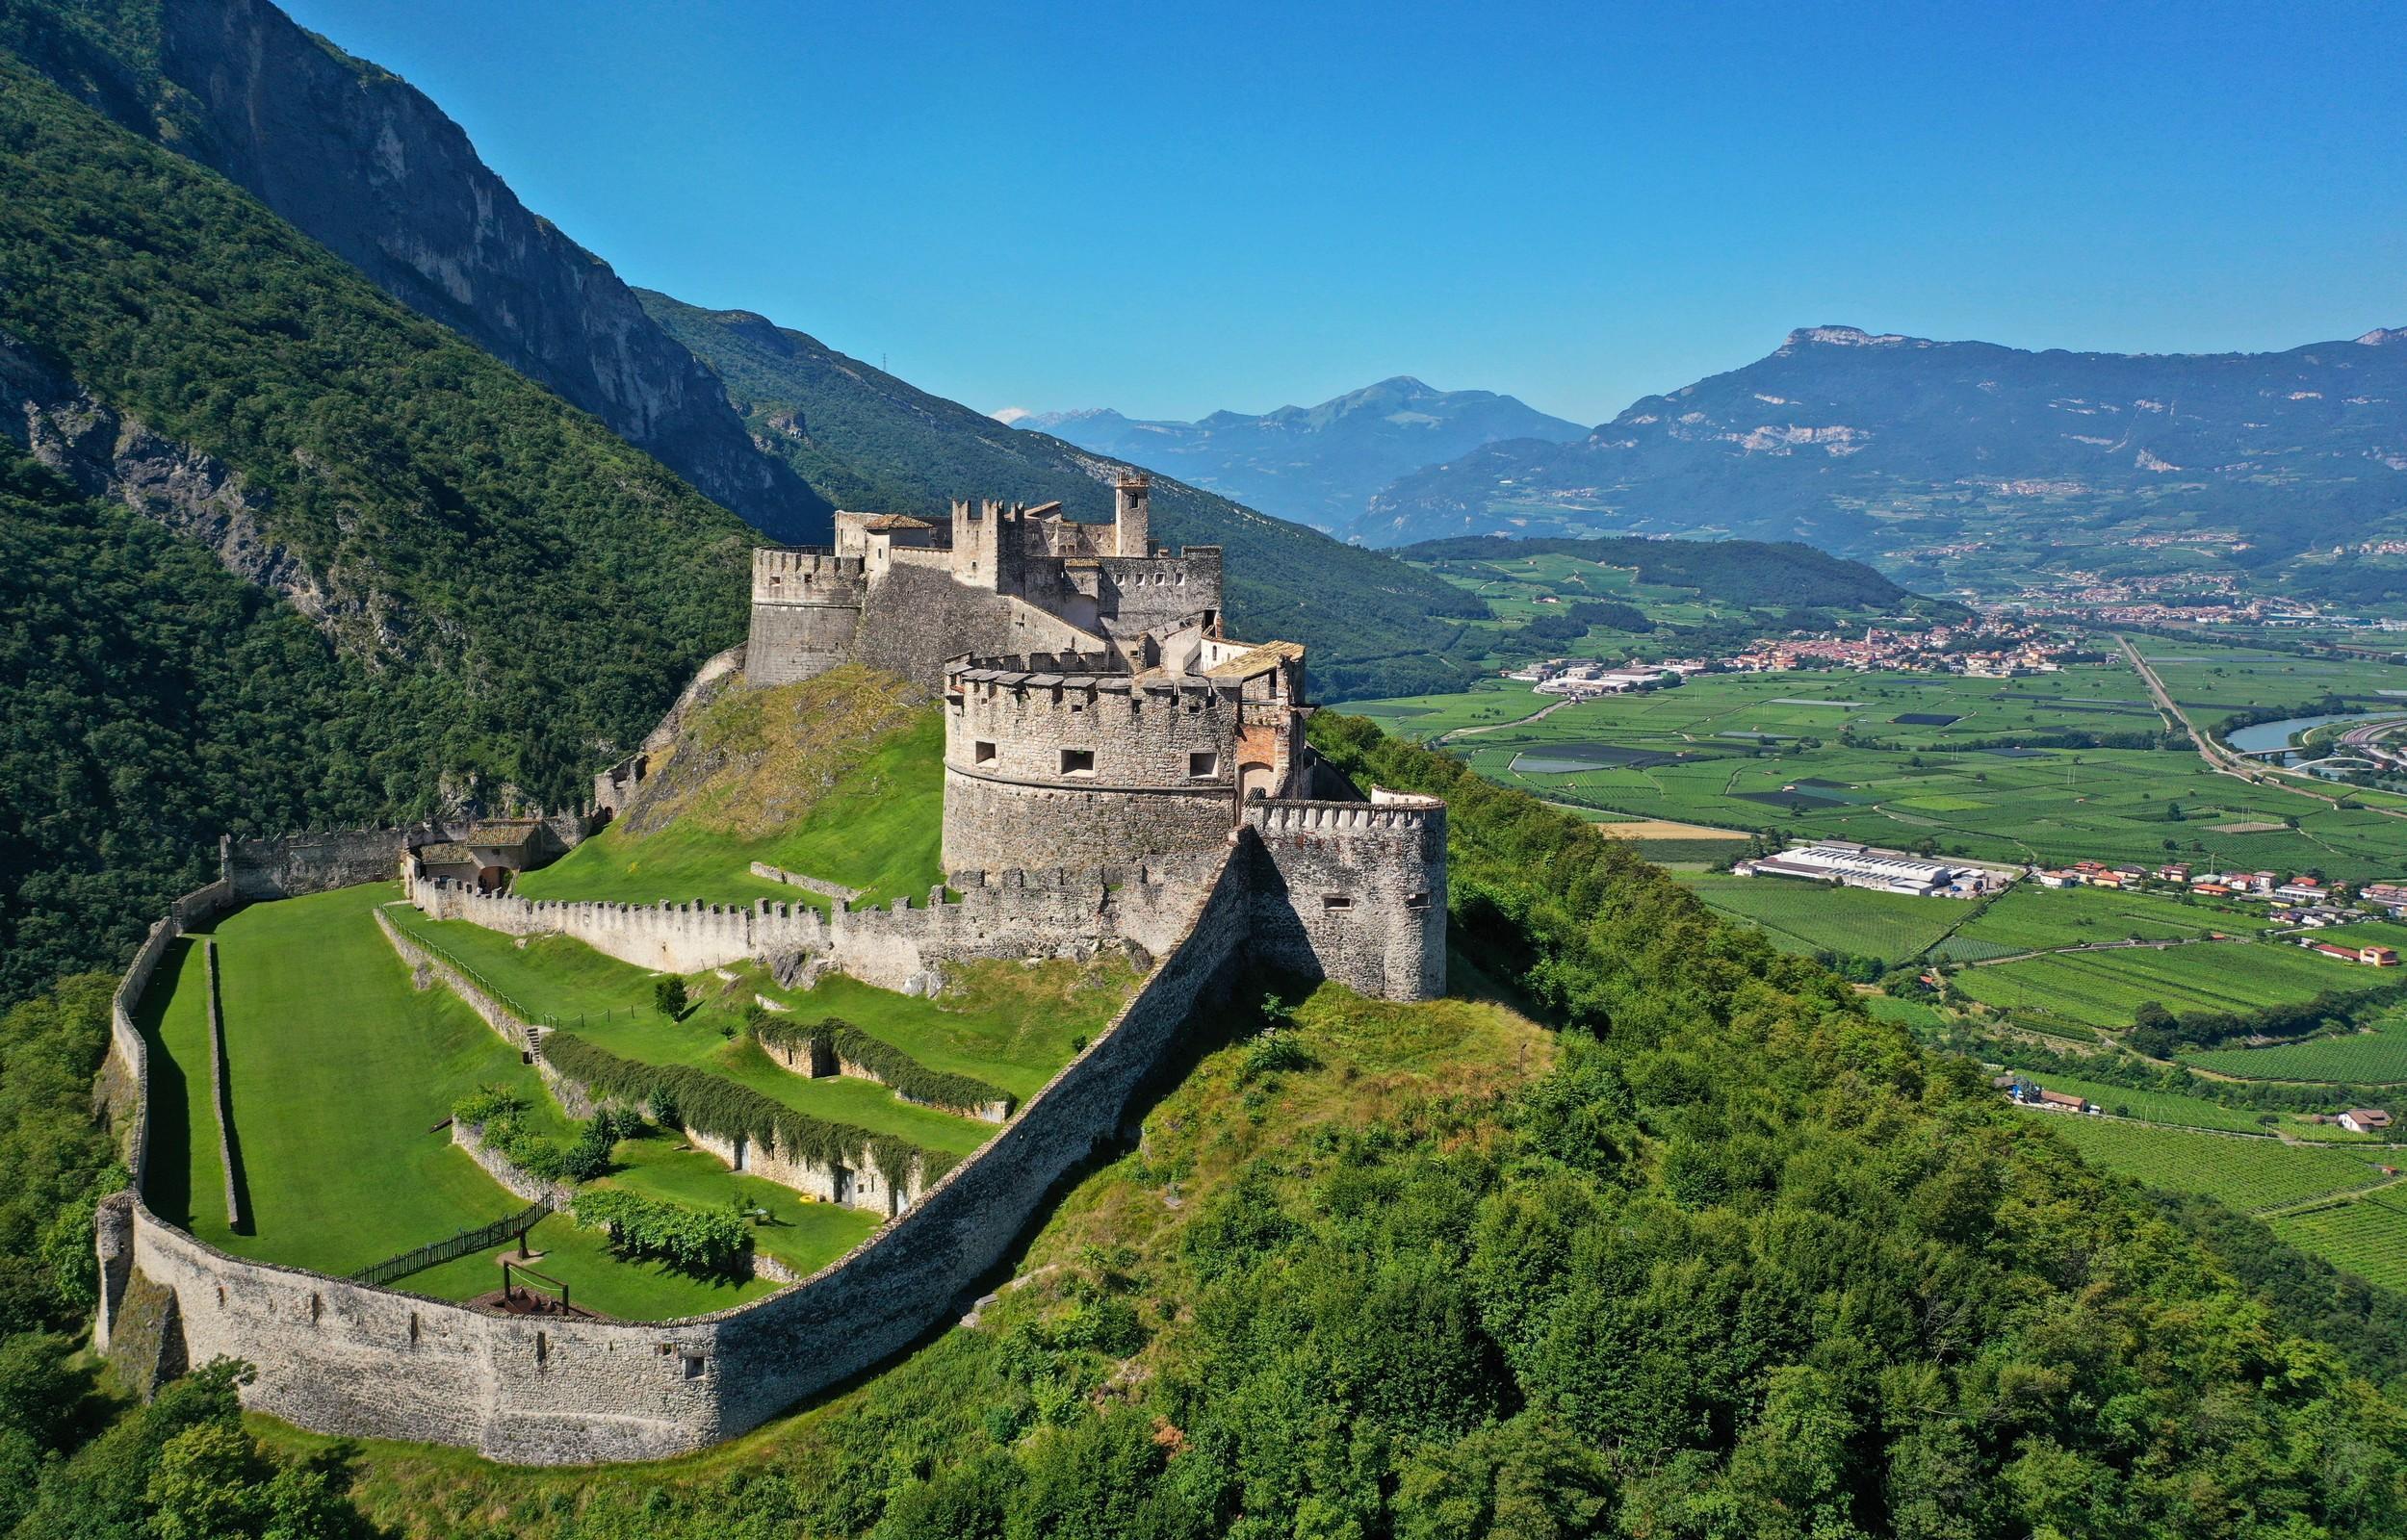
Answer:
top-left (540, 1032), bottom-right (939, 1186)
top-left (572, 1190), bottom-right (749, 1274)
top-left (654, 977), bottom-right (688, 1019)
top-left (754, 1017), bottom-right (1014, 1116)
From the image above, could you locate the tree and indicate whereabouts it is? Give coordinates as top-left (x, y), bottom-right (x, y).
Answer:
top-left (655, 977), bottom-right (688, 1020)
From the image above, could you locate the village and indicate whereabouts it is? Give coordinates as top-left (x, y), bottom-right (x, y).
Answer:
top-left (1505, 619), bottom-right (2086, 698)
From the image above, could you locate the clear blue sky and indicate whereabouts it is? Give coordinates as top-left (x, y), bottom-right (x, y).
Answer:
top-left (282, 0), bottom-right (2405, 426)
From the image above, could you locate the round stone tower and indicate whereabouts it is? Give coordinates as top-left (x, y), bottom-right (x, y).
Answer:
top-left (748, 549), bottom-right (868, 684)
top-left (941, 653), bottom-right (1239, 873)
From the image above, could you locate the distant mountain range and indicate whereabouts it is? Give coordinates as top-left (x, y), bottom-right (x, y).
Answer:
top-left (1014, 378), bottom-right (1585, 534)
top-left (1357, 325), bottom-right (2407, 601)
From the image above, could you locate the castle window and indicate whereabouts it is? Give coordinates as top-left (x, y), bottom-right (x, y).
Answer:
top-left (1188, 751), bottom-right (1219, 779)
top-left (683, 1353), bottom-right (707, 1379)
top-left (1061, 749), bottom-right (1096, 778)
top-left (1323, 894), bottom-right (1353, 911)
top-left (1407, 892), bottom-right (1432, 911)
top-left (974, 739), bottom-right (997, 766)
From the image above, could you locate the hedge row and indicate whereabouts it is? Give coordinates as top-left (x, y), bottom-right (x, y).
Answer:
top-left (539, 1032), bottom-right (939, 1192)
top-left (756, 1015), bottom-right (1015, 1116)
top-left (453, 1086), bottom-right (624, 1184)
top-left (572, 1189), bottom-right (749, 1273)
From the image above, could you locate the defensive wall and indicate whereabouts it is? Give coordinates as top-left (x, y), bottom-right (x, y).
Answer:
top-left (1241, 793), bottom-right (1450, 1005)
top-left (95, 844), bottom-right (1254, 1462)
top-left (747, 552), bottom-right (867, 686)
top-left (402, 854), bottom-right (1217, 989)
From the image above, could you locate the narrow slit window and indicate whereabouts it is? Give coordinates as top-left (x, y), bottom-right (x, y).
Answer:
top-left (1323, 894), bottom-right (1353, 911)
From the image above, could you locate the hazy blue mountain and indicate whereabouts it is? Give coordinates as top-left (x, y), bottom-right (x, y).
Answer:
top-left (1359, 325), bottom-right (2407, 592)
top-left (1017, 377), bottom-right (1586, 533)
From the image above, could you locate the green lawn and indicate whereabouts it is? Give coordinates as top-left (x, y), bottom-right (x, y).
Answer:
top-left (1674, 873), bottom-right (1968, 962)
top-left (517, 701), bottom-right (944, 909)
top-left (138, 885), bottom-right (562, 1276)
top-left (389, 911), bottom-right (994, 1155)
top-left (600, 1131), bottom-right (877, 1277)
top-left (402, 1210), bottom-right (779, 1321)
top-left (746, 958), bottom-right (1138, 1102)
top-left (2030, 1113), bottom-right (2393, 1213)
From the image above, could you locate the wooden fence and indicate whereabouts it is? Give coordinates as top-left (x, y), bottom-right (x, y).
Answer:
top-left (349, 1198), bottom-right (552, 1290)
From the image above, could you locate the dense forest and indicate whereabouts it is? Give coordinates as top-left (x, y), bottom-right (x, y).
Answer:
top-left (0, 718), bottom-right (2372, 1537)
top-left (1398, 534), bottom-right (1944, 612)
top-left (0, 58), bottom-right (756, 997)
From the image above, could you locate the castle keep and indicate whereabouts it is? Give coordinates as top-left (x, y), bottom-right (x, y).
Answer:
top-left (95, 484), bottom-right (1450, 1464)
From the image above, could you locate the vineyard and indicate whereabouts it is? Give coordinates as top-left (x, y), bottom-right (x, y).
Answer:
top-left (1954, 940), bottom-right (2395, 1032)
top-left (2183, 1019), bottom-right (2407, 1084)
top-left (1676, 875), bottom-right (1968, 962)
top-left (2269, 1193), bottom-right (2407, 1293)
top-left (1940, 884), bottom-right (2266, 959)
top-left (2013, 1074), bottom-right (2273, 1136)
top-left (2031, 1115), bottom-right (2393, 1214)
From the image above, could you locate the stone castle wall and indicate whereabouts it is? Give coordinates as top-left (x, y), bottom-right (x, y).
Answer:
top-left (1242, 794), bottom-right (1449, 1003)
top-left (99, 848), bottom-right (1253, 1463)
top-left (940, 660), bottom-right (1240, 873)
top-left (223, 829), bottom-right (401, 899)
top-left (402, 855), bottom-right (1212, 993)
top-left (848, 559), bottom-right (1097, 687)
top-left (748, 551), bottom-right (867, 686)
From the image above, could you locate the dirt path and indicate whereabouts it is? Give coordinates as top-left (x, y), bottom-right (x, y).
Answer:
top-left (1435, 694), bottom-right (1579, 745)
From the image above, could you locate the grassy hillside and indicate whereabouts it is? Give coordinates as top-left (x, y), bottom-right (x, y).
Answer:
top-left (517, 666), bottom-right (945, 908)
top-left (205, 715), bottom-right (2407, 1537)
top-left (638, 292), bottom-right (1488, 697)
top-left (0, 57), bottom-right (759, 996)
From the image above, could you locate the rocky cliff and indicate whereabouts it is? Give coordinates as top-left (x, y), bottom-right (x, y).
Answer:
top-left (4, 0), bottom-right (829, 542)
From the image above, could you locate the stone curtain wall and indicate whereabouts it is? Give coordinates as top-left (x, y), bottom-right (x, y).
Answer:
top-left (375, 908), bottom-right (543, 1049)
top-left (97, 846), bottom-right (1253, 1463)
top-left (200, 940), bottom-right (242, 1231)
top-left (705, 846), bottom-right (1252, 1436)
top-left (1242, 795), bottom-right (1449, 1002)
top-left (404, 856), bottom-right (1216, 992)
top-left (222, 829), bottom-right (400, 900)
top-left (849, 560), bottom-right (1098, 688)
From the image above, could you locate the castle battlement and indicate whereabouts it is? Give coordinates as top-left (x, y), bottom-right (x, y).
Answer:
top-left (1246, 795), bottom-right (1444, 834)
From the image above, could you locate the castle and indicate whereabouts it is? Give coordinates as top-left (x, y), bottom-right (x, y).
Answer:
top-left (92, 487), bottom-right (1451, 1464)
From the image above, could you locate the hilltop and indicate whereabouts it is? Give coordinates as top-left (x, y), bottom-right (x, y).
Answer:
top-left (1016, 376), bottom-right (1585, 535)
top-left (637, 295), bottom-right (1488, 694)
top-left (1361, 323), bottom-right (2407, 602)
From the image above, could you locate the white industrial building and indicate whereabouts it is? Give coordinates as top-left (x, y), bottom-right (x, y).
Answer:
top-left (1734, 840), bottom-right (1990, 898)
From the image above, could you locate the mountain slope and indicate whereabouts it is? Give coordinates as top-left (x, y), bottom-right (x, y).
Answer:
top-left (1397, 533), bottom-right (1931, 611)
top-left (1020, 376), bottom-right (1585, 533)
top-left (1361, 324), bottom-right (2407, 581)
top-left (0, 0), bottom-right (830, 541)
top-left (0, 52), bottom-right (755, 995)
top-left (638, 293), bottom-right (1488, 694)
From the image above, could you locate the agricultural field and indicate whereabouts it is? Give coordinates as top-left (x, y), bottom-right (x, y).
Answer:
top-left (1342, 630), bottom-right (2407, 882)
top-left (2268, 1194), bottom-right (2407, 1294)
top-left (2028, 1115), bottom-right (2393, 1213)
top-left (2182, 1018), bottom-right (2407, 1084)
top-left (2006, 1072), bottom-right (2305, 1136)
top-left (1954, 938), bottom-right (2397, 1033)
top-left (1673, 873), bottom-right (1971, 962)
top-left (1937, 884), bottom-right (2271, 961)
top-left (135, 885), bottom-right (563, 1276)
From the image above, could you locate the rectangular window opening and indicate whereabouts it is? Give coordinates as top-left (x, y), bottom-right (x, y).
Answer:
top-left (1323, 894), bottom-right (1354, 911)
top-left (1406, 892), bottom-right (1432, 911)
top-left (974, 739), bottom-right (997, 766)
top-left (1061, 749), bottom-right (1096, 778)
top-left (683, 1353), bottom-right (707, 1379)
top-left (1188, 751), bottom-right (1219, 779)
